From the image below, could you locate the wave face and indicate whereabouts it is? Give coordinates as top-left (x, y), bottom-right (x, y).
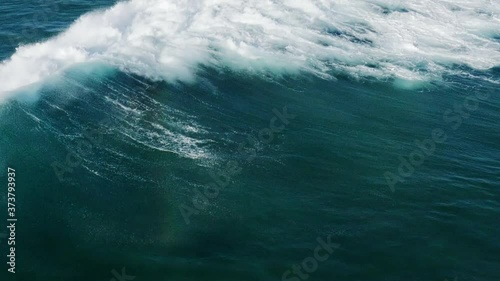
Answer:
top-left (1, 2), bottom-right (500, 281)
top-left (1, 0), bottom-right (500, 100)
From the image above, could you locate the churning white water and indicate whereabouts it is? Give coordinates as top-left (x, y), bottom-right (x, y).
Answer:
top-left (0, 0), bottom-right (499, 100)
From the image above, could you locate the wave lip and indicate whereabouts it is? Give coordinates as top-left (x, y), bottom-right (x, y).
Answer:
top-left (1, 0), bottom-right (500, 99)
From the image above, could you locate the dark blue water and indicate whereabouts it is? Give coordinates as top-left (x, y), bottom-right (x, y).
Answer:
top-left (0, 1), bottom-right (499, 281)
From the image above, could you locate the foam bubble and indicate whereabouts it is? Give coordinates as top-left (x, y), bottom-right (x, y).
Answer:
top-left (1, 0), bottom-right (499, 100)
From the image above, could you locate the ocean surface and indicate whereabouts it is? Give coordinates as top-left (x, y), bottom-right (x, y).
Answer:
top-left (0, 1), bottom-right (499, 281)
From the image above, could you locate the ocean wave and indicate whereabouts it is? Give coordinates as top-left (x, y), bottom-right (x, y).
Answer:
top-left (1, 0), bottom-right (499, 100)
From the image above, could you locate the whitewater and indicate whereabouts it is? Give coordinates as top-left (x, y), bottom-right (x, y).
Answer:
top-left (0, 0), bottom-right (499, 101)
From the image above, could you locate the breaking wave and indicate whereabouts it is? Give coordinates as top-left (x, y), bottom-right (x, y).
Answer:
top-left (1, 0), bottom-right (500, 100)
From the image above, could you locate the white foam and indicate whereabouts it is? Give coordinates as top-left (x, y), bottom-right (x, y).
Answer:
top-left (1, 0), bottom-right (499, 100)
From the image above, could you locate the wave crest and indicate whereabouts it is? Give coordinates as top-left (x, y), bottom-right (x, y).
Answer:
top-left (1, 0), bottom-right (500, 99)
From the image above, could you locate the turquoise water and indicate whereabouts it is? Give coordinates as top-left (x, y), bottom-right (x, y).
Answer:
top-left (0, 1), bottom-right (499, 281)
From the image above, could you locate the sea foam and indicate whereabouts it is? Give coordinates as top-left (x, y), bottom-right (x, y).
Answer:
top-left (1, 0), bottom-right (499, 100)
